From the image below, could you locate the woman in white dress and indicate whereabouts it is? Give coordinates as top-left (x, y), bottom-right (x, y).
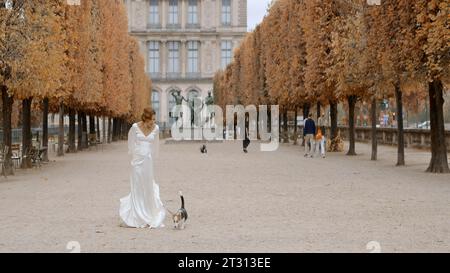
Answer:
top-left (119, 108), bottom-right (166, 228)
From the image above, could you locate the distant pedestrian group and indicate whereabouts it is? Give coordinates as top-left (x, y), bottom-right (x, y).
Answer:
top-left (303, 113), bottom-right (326, 158)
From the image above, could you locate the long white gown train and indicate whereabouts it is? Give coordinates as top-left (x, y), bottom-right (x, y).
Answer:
top-left (119, 123), bottom-right (166, 228)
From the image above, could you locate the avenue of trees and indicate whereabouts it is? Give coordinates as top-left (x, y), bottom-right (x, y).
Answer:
top-left (214, 0), bottom-right (449, 173)
top-left (1, 0), bottom-right (151, 173)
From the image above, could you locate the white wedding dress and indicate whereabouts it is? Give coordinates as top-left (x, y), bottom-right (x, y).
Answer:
top-left (119, 123), bottom-right (166, 228)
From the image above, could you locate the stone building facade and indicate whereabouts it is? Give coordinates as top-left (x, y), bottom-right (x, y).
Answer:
top-left (124, 0), bottom-right (247, 129)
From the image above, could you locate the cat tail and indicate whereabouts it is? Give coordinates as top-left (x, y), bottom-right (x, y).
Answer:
top-left (179, 191), bottom-right (185, 209)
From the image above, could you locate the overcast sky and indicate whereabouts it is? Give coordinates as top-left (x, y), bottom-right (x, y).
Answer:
top-left (247, 0), bottom-right (272, 31)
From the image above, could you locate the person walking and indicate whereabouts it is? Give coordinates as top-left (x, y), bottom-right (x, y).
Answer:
top-left (303, 113), bottom-right (316, 158)
top-left (119, 108), bottom-right (166, 229)
top-left (317, 113), bottom-right (327, 158)
top-left (243, 114), bottom-right (250, 153)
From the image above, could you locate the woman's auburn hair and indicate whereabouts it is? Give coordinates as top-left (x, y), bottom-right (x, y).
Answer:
top-left (141, 107), bottom-right (156, 122)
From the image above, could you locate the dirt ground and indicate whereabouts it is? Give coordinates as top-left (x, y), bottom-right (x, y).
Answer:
top-left (0, 139), bottom-right (449, 253)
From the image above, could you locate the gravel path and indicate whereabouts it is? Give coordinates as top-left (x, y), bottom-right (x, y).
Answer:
top-left (0, 140), bottom-right (449, 253)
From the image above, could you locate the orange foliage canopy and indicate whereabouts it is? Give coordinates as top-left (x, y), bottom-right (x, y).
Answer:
top-left (213, 0), bottom-right (449, 115)
top-left (1, 0), bottom-right (151, 121)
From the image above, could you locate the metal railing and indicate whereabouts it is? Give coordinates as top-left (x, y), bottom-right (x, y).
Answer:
top-left (149, 72), bottom-right (162, 79)
top-left (150, 72), bottom-right (206, 80)
top-left (166, 24), bottom-right (181, 30)
top-left (185, 23), bottom-right (200, 29)
top-left (166, 72), bottom-right (182, 79)
top-left (0, 126), bottom-right (70, 144)
top-left (289, 125), bottom-right (450, 151)
top-left (147, 23), bottom-right (162, 29)
top-left (185, 72), bottom-right (201, 79)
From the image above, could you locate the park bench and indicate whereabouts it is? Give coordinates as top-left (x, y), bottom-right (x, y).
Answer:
top-left (11, 143), bottom-right (21, 169)
top-left (22, 146), bottom-right (43, 169)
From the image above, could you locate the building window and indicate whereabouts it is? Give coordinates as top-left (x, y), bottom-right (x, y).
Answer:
top-left (187, 41), bottom-right (199, 75)
top-left (168, 0), bottom-right (179, 26)
top-left (148, 41), bottom-right (160, 75)
top-left (152, 90), bottom-right (161, 122)
top-left (221, 0), bottom-right (231, 26)
top-left (148, 0), bottom-right (159, 26)
top-left (221, 41), bottom-right (232, 69)
top-left (167, 41), bottom-right (180, 76)
top-left (187, 0), bottom-right (198, 26)
top-left (187, 90), bottom-right (200, 103)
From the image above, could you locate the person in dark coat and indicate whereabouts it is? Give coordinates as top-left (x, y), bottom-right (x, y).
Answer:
top-left (303, 113), bottom-right (316, 157)
top-left (243, 114), bottom-right (250, 153)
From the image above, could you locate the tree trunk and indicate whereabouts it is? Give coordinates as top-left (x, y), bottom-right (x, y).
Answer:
top-left (278, 113), bottom-right (282, 142)
top-left (96, 116), bottom-right (101, 140)
top-left (67, 108), bottom-right (76, 153)
top-left (42, 98), bottom-right (49, 162)
top-left (427, 80), bottom-right (449, 173)
top-left (89, 115), bottom-right (95, 145)
top-left (347, 95), bottom-right (357, 156)
top-left (1, 87), bottom-right (14, 175)
top-left (122, 119), bottom-right (126, 140)
top-left (317, 102), bottom-right (321, 120)
top-left (371, 97), bottom-right (378, 161)
top-left (57, 102), bottom-right (65, 157)
top-left (120, 119), bottom-right (123, 140)
top-left (293, 109), bottom-right (298, 145)
top-left (256, 107), bottom-right (260, 140)
top-left (119, 119), bottom-right (124, 140)
top-left (330, 101), bottom-right (338, 141)
top-left (122, 120), bottom-right (128, 140)
top-left (122, 120), bottom-right (127, 140)
top-left (82, 113), bottom-right (88, 149)
top-left (112, 118), bottom-right (118, 142)
top-left (102, 116), bottom-right (106, 143)
top-left (282, 111), bottom-right (289, 143)
top-left (395, 84), bottom-right (405, 166)
top-left (114, 118), bottom-right (120, 141)
top-left (77, 112), bottom-right (83, 151)
top-left (21, 97), bottom-right (33, 168)
top-left (121, 119), bottom-right (126, 140)
top-left (303, 103), bottom-right (310, 120)
top-left (108, 117), bottom-right (112, 143)
top-left (302, 103), bottom-right (310, 147)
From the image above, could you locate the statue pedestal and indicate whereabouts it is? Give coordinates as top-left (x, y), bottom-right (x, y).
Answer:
top-left (170, 126), bottom-right (223, 141)
top-left (190, 127), bottom-right (203, 141)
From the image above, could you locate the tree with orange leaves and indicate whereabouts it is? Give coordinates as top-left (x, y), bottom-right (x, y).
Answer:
top-left (1, 0), bottom-right (69, 168)
top-left (369, 0), bottom-right (422, 166)
top-left (328, 0), bottom-right (374, 156)
top-left (415, 0), bottom-right (450, 173)
top-left (301, 0), bottom-right (340, 148)
top-left (1, 0), bottom-right (151, 173)
top-left (213, 0), bottom-right (448, 174)
top-left (128, 38), bottom-right (151, 123)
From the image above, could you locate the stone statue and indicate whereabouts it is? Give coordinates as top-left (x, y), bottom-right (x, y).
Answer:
top-left (172, 91), bottom-right (187, 106)
top-left (188, 95), bottom-right (204, 128)
top-left (205, 91), bottom-right (214, 106)
top-left (204, 91), bottom-right (215, 125)
top-left (171, 91), bottom-right (187, 121)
